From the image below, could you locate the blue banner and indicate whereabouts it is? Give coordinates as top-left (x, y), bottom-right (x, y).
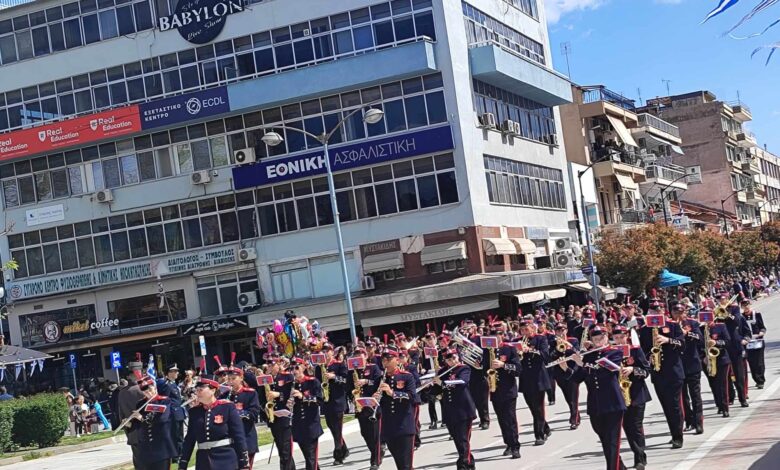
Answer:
top-left (232, 125), bottom-right (454, 189)
top-left (139, 86), bottom-right (230, 130)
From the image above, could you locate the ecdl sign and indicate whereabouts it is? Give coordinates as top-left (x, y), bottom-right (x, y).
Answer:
top-left (140, 87), bottom-right (230, 130)
top-left (232, 125), bottom-right (455, 190)
top-left (158, 0), bottom-right (244, 45)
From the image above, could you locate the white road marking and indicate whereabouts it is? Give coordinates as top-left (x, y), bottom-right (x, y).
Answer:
top-left (672, 363), bottom-right (780, 470)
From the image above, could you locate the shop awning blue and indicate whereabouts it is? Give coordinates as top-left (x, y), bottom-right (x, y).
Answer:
top-left (658, 269), bottom-right (692, 288)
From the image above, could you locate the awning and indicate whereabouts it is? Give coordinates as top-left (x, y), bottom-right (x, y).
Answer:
top-left (420, 241), bottom-right (467, 265)
top-left (509, 238), bottom-right (537, 255)
top-left (614, 173), bottom-right (639, 191)
top-left (482, 238), bottom-right (517, 256)
top-left (360, 295), bottom-right (499, 328)
top-left (505, 288), bottom-right (567, 304)
top-left (0, 345), bottom-right (52, 366)
top-left (363, 251), bottom-right (405, 274)
top-left (671, 145), bottom-right (684, 155)
top-left (565, 282), bottom-right (617, 301)
top-left (606, 115), bottom-right (639, 148)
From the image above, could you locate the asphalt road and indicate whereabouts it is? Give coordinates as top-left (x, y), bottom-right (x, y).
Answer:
top-left (263, 293), bottom-right (780, 470)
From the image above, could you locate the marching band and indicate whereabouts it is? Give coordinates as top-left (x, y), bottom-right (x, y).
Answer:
top-left (117, 296), bottom-right (769, 470)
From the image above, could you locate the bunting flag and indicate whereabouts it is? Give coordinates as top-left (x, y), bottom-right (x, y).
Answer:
top-left (147, 354), bottom-right (156, 379)
top-left (29, 361), bottom-right (36, 377)
top-left (726, 0), bottom-right (780, 36)
top-left (0, 368), bottom-right (5, 382)
top-left (752, 42), bottom-right (780, 65)
top-left (702, 0), bottom-right (742, 24)
top-left (37, 359), bottom-right (45, 372)
top-left (15, 364), bottom-right (22, 380)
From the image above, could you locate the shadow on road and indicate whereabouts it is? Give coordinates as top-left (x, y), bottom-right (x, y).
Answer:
top-left (749, 441), bottom-right (780, 470)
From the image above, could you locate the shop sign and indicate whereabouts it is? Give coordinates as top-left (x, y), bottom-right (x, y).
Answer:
top-left (140, 87), bottom-right (230, 130)
top-left (0, 106), bottom-right (141, 162)
top-left (233, 125), bottom-right (455, 189)
top-left (158, 0), bottom-right (245, 44)
top-left (181, 316), bottom-right (248, 335)
top-left (362, 240), bottom-right (400, 256)
top-left (8, 245), bottom-right (239, 301)
top-left (26, 204), bottom-right (65, 227)
top-left (525, 227), bottom-right (550, 240)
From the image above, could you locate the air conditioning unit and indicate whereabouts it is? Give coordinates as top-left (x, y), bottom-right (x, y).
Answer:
top-left (95, 189), bottom-right (113, 203)
top-left (478, 112), bottom-right (496, 129)
top-left (595, 178), bottom-right (604, 189)
top-left (548, 134), bottom-right (558, 146)
top-left (238, 248), bottom-right (257, 262)
top-left (554, 251), bottom-right (575, 268)
top-left (554, 237), bottom-right (572, 251)
top-left (512, 121), bottom-right (522, 136)
top-left (234, 148), bottom-right (256, 165)
top-left (237, 291), bottom-right (259, 308)
top-left (192, 170), bottom-right (211, 185)
top-left (361, 275), bottom-right (376, 291)
top-left (501, 119), bottom-right (518, 135)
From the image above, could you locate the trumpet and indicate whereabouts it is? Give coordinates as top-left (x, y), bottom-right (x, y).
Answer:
top-left (704, 322), bottom-right (719, 378)
top-left (714, 295), bottom-right (739, 320)
top-left (264, 384), bottom-right (275, 424)
top-left (650, 327), bottom-right (662, 372)
top-left (556, 336), bottom-right (573, 353)
top-left (352, 369), bottom-right (363, 413)
top-left (320, 364), bottom-right (330, 402)
top-left (486, 348), bottom-right (498, 393)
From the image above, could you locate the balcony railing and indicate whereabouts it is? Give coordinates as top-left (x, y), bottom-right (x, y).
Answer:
top-left (637, 113), bottom-right (680, 138)
top-left (592, 145), bottom-right (644, 167)
top-left (0, 0), bottom-right (35, 8)
top-left (582, 86), bottom-right (636, 111)
top-left (729, 100), bottom-right (752, 115)
top-left (645, 164), bottom-right (686, 183)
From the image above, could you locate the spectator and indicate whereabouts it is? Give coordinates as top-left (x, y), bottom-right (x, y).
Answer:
top-left (0, 386), bottom-right (13, 401)
top-left (70, 395), bottom-right (89, 437)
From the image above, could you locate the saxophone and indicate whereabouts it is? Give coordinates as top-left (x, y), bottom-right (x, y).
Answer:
top-left (264, 383), bottom-right (275, 424)
top-left (650, 327), bottom-right (662, 372)
top-left (704, 322), bottom-right (719, 378)
top-left (619, 366), bottom-right (632, 407)
top-left (320, 364), bottom-right (330, 402)
top-left (486, 347), bottom-right (498, 393)
top-left (580, 323), bottom-right (589, 352)
top-left (352, 369), bottom-right (363, 413)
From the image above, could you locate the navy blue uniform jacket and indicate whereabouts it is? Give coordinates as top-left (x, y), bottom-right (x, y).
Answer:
top-left (179, 400), bottom-right (249, 470)
top-left (639, 321), bottom-right (686, 384)
top-left (291, 376), bottom-right (324, 443)
top-left (518, 335), bottom-right (553, 393)
top-left (222, 387), bottom-right (261, 454)
top-left (379, 369), bottom-right (418, 440)
top-left (624, 346), bottom-right (652, 407)
top-left (315, 360), bottom-right (349, 415)
top-left (429, 364), bottom-right (476, 425)
top-left (130, 395), bottom-right (179, 464)
top-left (489, 343), bottom-right (522, 402)
top-left (568, 348), bottom-right (626, 416)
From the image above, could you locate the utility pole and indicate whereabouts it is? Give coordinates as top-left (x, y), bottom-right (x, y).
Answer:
top-left (637, 88), bottom-right (643, 107)
top-left (560, 42), bottom-right (572, 79)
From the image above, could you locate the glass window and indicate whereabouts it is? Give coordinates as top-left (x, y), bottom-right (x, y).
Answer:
top-left (16, 31), bottom-right (33, 60)
top-left (396, 179), bottom-right (418, 211)
top-left (376, 182), bottom-right (397, 214)
top-left (60, 241), bottom-right (78, 270)
top-left (35, 172), bottom-right (52, 201)
top-left (201, 215), bottom-right (221, 245)
top-left (120, 154), bottom-right (139, 184)
top-left (99, 10), bottom-right (118, 39)
top-left (220, 212), bottom-right (239, 242)
top-left (164, 221), bottom-right (184, 252)
top-left (405, 95), bottom-right (427, 128)
top-left (437, 171), bottom-right (458, 204)
top-left (183, 219), bottom-right (203, 248)
top-left (117, 5), bottom-right (135, 35)
top-left (176, 144), bottom-right (193, 172)
top-left (94, 234), bottom-right (112, 264)
top-left (147, 225), bottom-right (165, 255)
top-left (43, 244), bottom-right (61, 273)
top-left (26, 247), bottom-right (45, 276)
top-left (385, 99), bottom-right (406, 132)
top-left (112, 231), bottom-right (130, 261)
top-left (129, 228), bottom-right (148, 258)
top-left (417, 174), bottom-right (439, 208)
top-left (32, 27), bottom-right (50, 56)
top-left (353, 25), bottom-right (373, 50)
top-left (258, 205), bottom-right (278, 235)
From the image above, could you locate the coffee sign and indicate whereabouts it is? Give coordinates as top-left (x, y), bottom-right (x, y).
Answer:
top-left (158, 0), bottom-right (245, 44)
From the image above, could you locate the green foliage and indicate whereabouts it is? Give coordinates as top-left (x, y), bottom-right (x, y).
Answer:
top-left (0, 402), bottom-right (16, 454)
top-left (11, 394), bottom-right (69, 448)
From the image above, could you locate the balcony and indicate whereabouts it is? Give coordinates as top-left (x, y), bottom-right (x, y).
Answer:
top-left (583, 86), bottom-right (636, 110)
top-left (579, 86), bottom-right (638, 122)
top-left (636, 113), bottom-right (681, 141)
top-left (729, 101), bottom-right (752, 122)
top-left (468, 43), bottom-right (572, 107)
top-left (0, 0), bottom-right (34, 7)
top-left (644, 164), bottom-right (688, 190)
top-left (736, 131), bottom-right (758, 148)
top-left (228, 39), bottom-right (438, 111)
top-left (591, 146), bottom-right (646, 179)
top-left (600, 208), bottom-right (653, 233)
top-left (741, 157), bottom-right (761, 175)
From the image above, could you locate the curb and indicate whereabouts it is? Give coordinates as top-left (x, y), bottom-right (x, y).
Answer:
top-left (0, 434), bottom-right (125, 467)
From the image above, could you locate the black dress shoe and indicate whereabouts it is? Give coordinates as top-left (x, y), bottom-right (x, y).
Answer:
top-left (503, 446), bottom-right (512, 456)
top-left (369, 465), bottom-right (380, 470)
top-left (672, 440), bottom-right (683, 449)
top-left (757, 383), bottom-right (764, 389)
top-left (343, 448), bottom-right (350, 459)
top-left (511, 448), bottom-right (521, 459)
top-left (695, 424), bottom-right (704, 435)
top-left (545, 429), bottom-right (552, 439)
top-left (548, 401), bottom-right (555, 406)
top-left (480, 422), bottom-right (490, 430)
top-left (636, 463), bottom-right (646, 470)
top-left (741, 401), bottom-right (749, 408)
top-left (570, 423), bottom-right (579, 430)
top-left (429, 422), bottom-right (438, 430)
top-left (722, 411), bottom-right (730, 418)
top-left (333, 460), bottom-right (343, 466)
top-left (534, 438), bottom-right (545, 446)
top-left (684, 425), bottom-right (693, 432)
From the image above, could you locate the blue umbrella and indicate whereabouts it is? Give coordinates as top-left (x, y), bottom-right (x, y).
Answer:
top-left (658, 269), bottom-right (692, 288)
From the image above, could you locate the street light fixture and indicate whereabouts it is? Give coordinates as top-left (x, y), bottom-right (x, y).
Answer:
top-left (721, 189), bottom-right (745, 239)
top-left (260, 105), bottom-right (385, 343)
top-left (577, 155), bottom-right (613, 306)
top-left (657, 172), bottom-right (691, 226)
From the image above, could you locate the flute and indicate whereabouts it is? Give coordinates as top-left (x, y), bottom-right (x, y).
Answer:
top-left (544, 345), bottom-right (608, 368)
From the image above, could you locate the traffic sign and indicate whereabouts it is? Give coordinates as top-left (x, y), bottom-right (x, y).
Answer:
top-left (590, 274), bottom-right (601, 287)
top-left (581, 265), bottom-right (597, 276)
top-left (589, 286), bottom-right (601, 302)
top-left (68, 353), bottom-right (77, 369)
top-left (111, 351), bottom-right (122, 370)
top-left (198, 335), bottom-right (207, 357)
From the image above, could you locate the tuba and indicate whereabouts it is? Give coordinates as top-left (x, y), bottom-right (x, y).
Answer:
top-left (449, 327), bottom-right (484, 369)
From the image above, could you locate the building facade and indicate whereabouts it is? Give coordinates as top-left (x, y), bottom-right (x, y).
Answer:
top-left (0, 0), bottom-right (579, 386)
top-left (643, 92), bottom-right (765, 232)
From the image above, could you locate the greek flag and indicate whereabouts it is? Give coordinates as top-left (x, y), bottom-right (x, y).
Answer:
top-left (147, 354), bottom-right (156, 379)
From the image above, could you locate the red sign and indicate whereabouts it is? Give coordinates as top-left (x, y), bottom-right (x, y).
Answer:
top-left (0, 106), bottom-right (141, 161)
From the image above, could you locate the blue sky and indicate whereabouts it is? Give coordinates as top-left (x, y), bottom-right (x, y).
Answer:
top-left (545, 0), bottom-right (780, 153)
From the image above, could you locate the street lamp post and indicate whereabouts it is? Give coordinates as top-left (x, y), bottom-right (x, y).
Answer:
top-left (577, 156), bottom-right (611, 306)
top-left (261, 106), bottom-right (384, 343)
top-left (721, 189), bottom-right (744, 239)
top-left (657, 172), bottom-right (691, 226)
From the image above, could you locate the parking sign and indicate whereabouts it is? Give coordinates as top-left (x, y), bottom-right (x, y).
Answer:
top-left (111, 351), bottom-right (122, 369)
top-left (69, 353), bottom-right (77, 369)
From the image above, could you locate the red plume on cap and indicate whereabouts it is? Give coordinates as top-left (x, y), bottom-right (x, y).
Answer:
top-left (133, 369), bottom-right (142, 380)
top-left (426, 323), bottom-right (430, 333)
top-left (383, 334), bottom-right (388, 344)
top-left (213, 355), bottom-right (223, 368)
top-left (135, 352), bottom-right (141, 362)
top-left (651, 288), bottom-right (658, 298)
top-left (199, 358), bottom-right (206, 373)
top-left (230, 351), bottom-right (236, 367)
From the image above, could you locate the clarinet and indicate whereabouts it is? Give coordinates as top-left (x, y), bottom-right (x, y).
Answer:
top-left (369, 373), bottom-right (387, 422)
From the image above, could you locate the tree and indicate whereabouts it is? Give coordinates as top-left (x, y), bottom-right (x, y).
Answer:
top-left (689, 230), bottom-right (740, 273)
top-left (594, 227), bottom-right (666, 294)
top-left (730, 231), bottom-right (780, 271)
top-left (760, 220), bottom-right (780, 245)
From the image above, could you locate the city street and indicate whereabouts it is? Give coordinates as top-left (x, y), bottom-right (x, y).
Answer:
top-left (260, 294), bottom-right (780, 470)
